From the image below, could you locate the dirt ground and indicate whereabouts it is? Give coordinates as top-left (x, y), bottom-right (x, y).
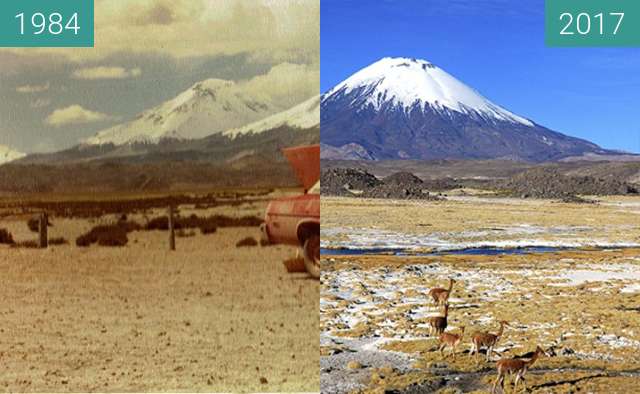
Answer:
top-left (0, 192), bottom-right (319, 393)
top-left (321, 196), bottom-right (640, 393)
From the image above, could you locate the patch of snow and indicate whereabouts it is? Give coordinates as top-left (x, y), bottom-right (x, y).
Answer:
top-left (0, 144), bottom-right (26, 165)
top-left (621, 283), bottom-right (640, 293)
top-left (597, 334), bottom-right (640, 349)
top-left (321, 226), bottom-right (640, 251)
top-left (224, 95), bottom-right (319, 138)
top-left (550, 264), bottom-right (640, 286)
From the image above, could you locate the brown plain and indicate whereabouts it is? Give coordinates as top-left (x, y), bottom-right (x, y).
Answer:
top-left (0, 191), bottom-right (319, 392)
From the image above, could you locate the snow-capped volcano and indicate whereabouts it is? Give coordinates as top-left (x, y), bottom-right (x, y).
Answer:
top-left (0, 145), bottom-right (26, 165)
top-left (20, 92), bottom-right (319, 166)
top-left (326, 57), bottom-right (532, 126)
top-left (224, 95), bottom-right (319, 139)
top-left (84, 79), bottom-right (280, 146)
top-left (321, 57), bottom-right (610, 162)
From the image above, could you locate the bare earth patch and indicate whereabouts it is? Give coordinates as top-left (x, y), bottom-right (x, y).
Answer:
top-left (0, 192), bottom-right (319, 393)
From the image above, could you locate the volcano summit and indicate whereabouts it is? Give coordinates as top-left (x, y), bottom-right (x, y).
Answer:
top-left (321, 57), bottom-right (612, 161)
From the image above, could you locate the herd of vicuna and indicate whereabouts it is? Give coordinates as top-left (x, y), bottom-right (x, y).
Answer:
top-left (426, 278), bottom-right (548, 393)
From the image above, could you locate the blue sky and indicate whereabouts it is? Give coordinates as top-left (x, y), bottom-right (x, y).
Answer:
top-left (321, 0), bottom-right (640, 153)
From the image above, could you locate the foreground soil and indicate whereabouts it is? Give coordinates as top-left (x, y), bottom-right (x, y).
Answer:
top-left (321, 196), bottom-right (640, 393)
top-left (0, 193), bottom-right (319, 392)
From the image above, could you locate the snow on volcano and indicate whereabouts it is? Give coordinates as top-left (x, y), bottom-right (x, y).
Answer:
top-left (0, 145), bottom-right (26, 165)
top-left (321, 57), bottom-right (609, 161)
top-left (84, 79), bottom-right (281, 146)
top-left (224, 95), bottom-right (319, 139)
top-left (324, 57), bottom-right (532, 126)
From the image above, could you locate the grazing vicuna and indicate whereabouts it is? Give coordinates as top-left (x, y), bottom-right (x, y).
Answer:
top-left (438, 326), bottom-right (465, 358)
top-left (429, 278), bottom-right (455, 307)
top-left (491, 346), bottom-right (547, 394)
top-left (428, 303), bottom-right (449, 336)
top-left (470, 320), bottom-right (509, 362)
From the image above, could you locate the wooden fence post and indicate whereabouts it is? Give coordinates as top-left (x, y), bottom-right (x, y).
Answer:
top-left (168, 205), bottom-right (176, 251)
top-left (39, 213), bottom-right (48, 248)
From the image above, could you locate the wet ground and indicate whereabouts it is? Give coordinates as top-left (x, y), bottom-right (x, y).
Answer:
top-left (321, 196), bottom-right (640, 393)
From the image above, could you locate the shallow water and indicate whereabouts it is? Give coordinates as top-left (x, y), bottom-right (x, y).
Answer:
top-left (321, 245), bottom-right (564, 256)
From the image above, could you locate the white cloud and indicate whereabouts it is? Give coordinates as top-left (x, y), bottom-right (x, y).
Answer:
top-left (45, 105), bottom-right (113, 127)
top-left (2, 0), bottom-right (319, 62)
top-left (241, 62), bottom-right (319, 109)
top-left (16, 82), bottom-right (50, 93)
top-left (72, 66), bottom-right (142, 80)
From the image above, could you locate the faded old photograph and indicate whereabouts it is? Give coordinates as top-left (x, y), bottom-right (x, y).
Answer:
top-left (0, 0), bottom-right (319, 392)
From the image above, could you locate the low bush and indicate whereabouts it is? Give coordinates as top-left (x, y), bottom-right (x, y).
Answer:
top-left (0, 228), bottom-right (15, 245)
top-left (49, 237), bottom-right (68, 245)
top-left (11, 237), bottom-right (68, 249)
top-left (76, 221), bottom-right (139, 247)
top-left (97, 227), bottom-right (128, 247)
top-left (12, 240), bottom-right (38, 249)
top-left (236, 237), bottom-right (258, 247)
top-left (199, 222), bottom-right (217, 235)
top-left (144, 214), bottom-right (261, 235)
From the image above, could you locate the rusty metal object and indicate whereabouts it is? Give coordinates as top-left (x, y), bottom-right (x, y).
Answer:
top-left (262, 144), bottom-right (320, 278)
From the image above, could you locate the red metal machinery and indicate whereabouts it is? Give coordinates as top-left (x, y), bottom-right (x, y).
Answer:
top-left (261, 144), bottom-right (320, 278)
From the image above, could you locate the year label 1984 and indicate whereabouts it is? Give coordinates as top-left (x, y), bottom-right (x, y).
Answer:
top-left (0, 0), bottom-right (93, 47)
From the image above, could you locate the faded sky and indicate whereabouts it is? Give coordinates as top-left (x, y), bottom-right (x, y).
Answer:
top-left (0, 0), bottom-right (319, 153)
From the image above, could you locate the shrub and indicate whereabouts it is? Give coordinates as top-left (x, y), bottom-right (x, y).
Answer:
top-left (199, 222), bottom-right (217, 235)
top-left (12, 240), bottom-right (38, 248)
top-left (145, 214), bottom-right (262, 233)
top-left (210, 215), bottom-right (263, 227)
top-left (11, 237), bottom-right (68, 249)
top-left (236, 237), bottom-right (258, 247)
top-left (117, 220), bottom-right (142, 232)
top-left (76, 234), bottom-right (92, 247)
top-left (76, 221), bottom-right (136, 247)
top-left (0, 228), bottom-right (15, 245)
top-left (97, 227), bottom-right (128, 247)
top-left (145, 216), bottom-right (170, 231)
top-left (49, 237), bottom-right (68, 246)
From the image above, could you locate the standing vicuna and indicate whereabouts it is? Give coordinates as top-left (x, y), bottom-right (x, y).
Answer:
top-left (428, 278), bottom-right (455, 307)
top-left (438, 326), bottom-right (465, 358)
top-left (491, 346), bottom-right (547, 394)
top-left (427, 303), bottom-right (449, 336)
top-left (470, 320), bottom-right (510, 362)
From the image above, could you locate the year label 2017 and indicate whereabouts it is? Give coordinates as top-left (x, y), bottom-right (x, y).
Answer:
top-left (559, 12), bottom-right (624, 36)
top-left (546, 0), bottom-right (640, 47)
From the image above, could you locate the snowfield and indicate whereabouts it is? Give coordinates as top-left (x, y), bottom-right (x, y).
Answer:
top-left (83, 79), bottom-right (318, 146)
top-left (323, 57), bottom-right (533, 126)
top-left (224, 95), bottom-right (319, 139)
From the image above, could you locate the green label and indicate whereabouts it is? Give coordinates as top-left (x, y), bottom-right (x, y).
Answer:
top-left (0, 0), bottom-right (94, 47)
top-left (546, 0), bottom-right (640, 47)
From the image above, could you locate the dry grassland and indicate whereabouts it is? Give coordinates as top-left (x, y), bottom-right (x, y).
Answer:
top-left (0, 191), bottom-right (319, 393)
